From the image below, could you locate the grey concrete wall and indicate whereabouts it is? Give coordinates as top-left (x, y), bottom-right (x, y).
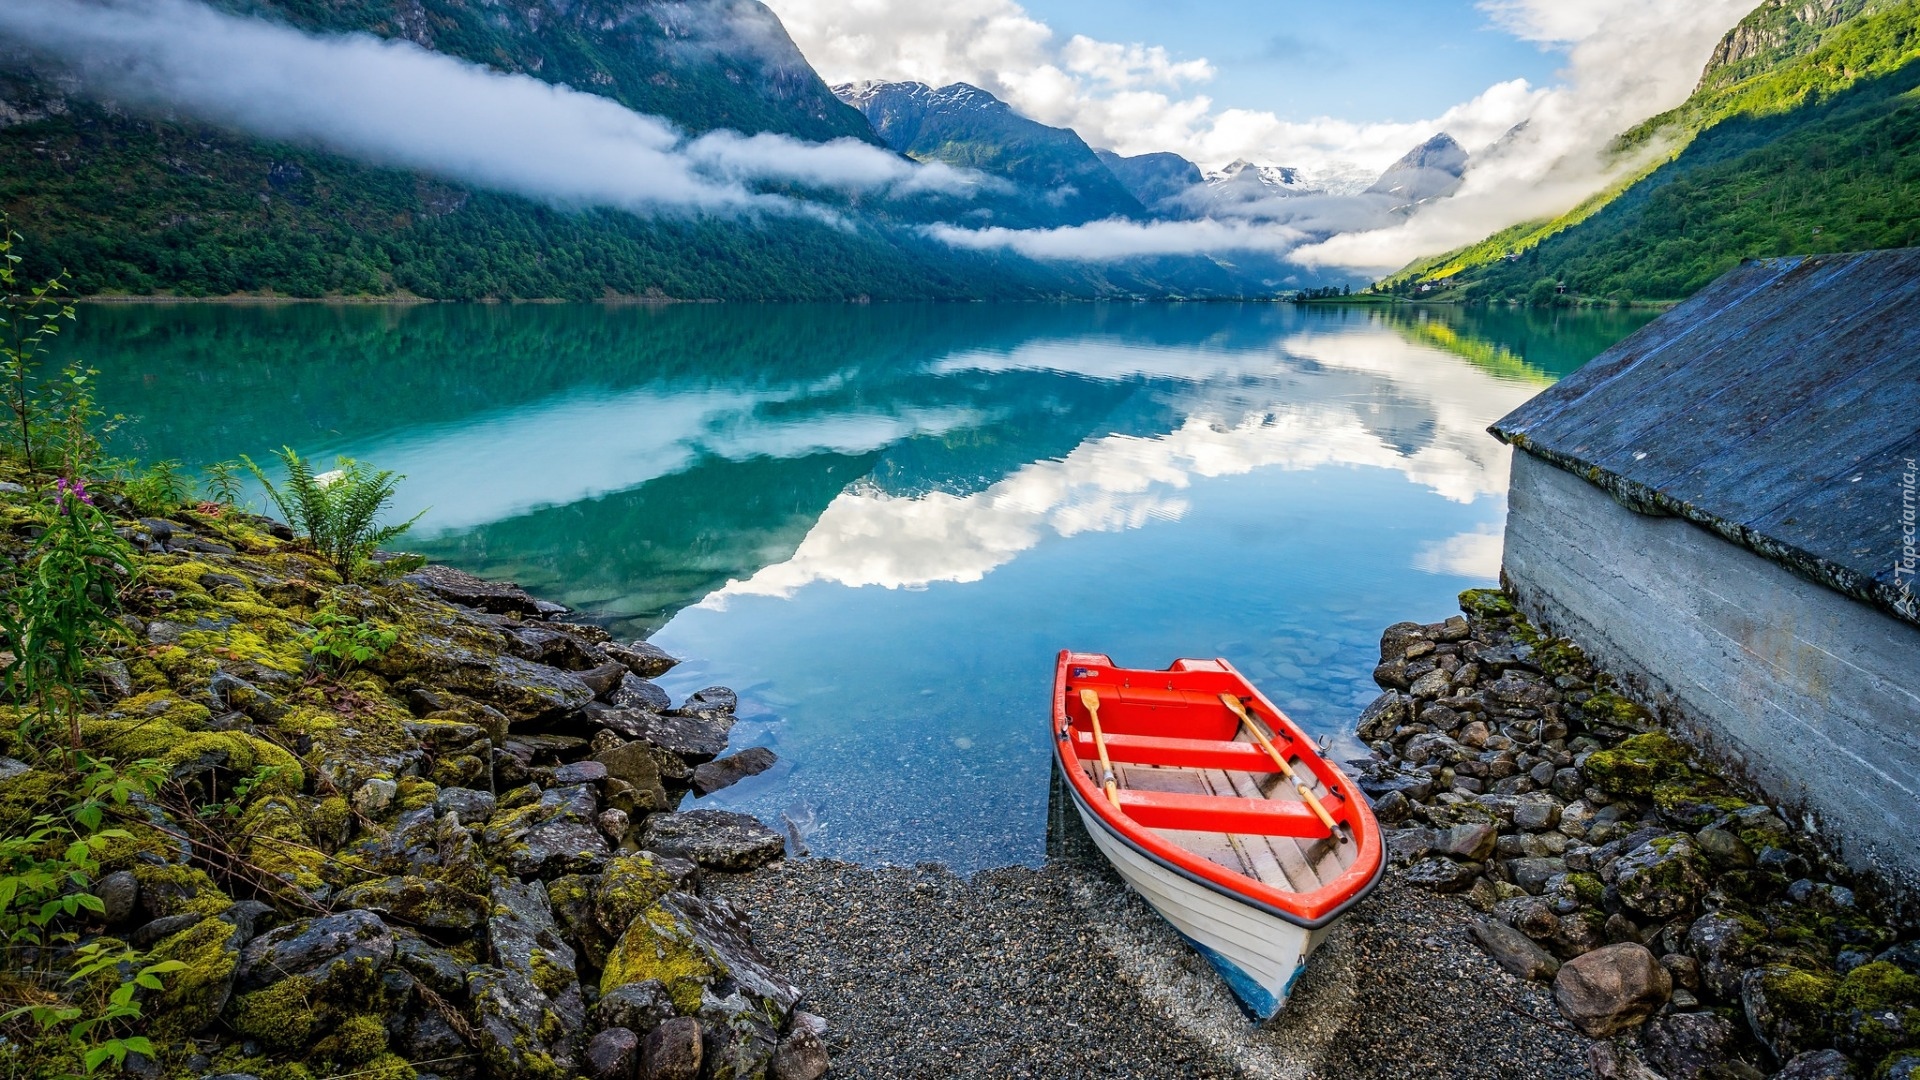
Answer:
top-left (1502, 452), bottom-right (1920, 901)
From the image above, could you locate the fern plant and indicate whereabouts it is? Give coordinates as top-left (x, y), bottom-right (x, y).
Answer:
top-left (242, 447), bottom-right (424, 582)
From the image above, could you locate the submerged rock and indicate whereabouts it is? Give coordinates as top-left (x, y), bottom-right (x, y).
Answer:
top-left (692, 747), bottom-right (777, 796)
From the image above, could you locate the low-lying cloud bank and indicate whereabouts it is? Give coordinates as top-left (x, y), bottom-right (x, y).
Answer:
top-left (767, 0), bottom-right (1755, 271)
top-left (0, 0), bottom-right (986, 217)
top-left (927, 218), bottom-right (1306, 261)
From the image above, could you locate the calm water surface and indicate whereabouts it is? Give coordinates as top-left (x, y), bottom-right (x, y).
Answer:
top-left (84, 302), bottom-right (1654, 870)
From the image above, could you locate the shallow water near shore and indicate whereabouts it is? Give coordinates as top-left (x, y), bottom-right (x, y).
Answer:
top-left (86, 301), bottom-right (1652, 871)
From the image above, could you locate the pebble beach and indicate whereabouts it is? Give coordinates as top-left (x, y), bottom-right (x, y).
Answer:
top-left (713, 854), bottom-right (1594, 1078)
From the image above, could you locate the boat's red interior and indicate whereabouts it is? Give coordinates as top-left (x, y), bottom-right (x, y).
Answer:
top-left (1053, 650), bottom-right (1382, 920)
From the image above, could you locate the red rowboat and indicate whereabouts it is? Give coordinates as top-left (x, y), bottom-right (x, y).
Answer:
top-left (1052, 651), bottom-right (1384, 1018)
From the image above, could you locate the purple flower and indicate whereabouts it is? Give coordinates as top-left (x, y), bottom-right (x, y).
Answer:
top-left (53, 476), bottom-right (93, 509)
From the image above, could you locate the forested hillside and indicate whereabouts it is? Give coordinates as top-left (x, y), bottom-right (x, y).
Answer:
top-left (1383, 1), bottom-right (1920, 303)
top-left (0, 0), bottom-right (1138, 300)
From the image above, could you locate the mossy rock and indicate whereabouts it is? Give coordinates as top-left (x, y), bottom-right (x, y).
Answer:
top-left (1458, 588), bottom-right (1515, 620)
top-left (1585, 732), bottom-right (1693, 799)
top-left (1744, 965), bottom-right (1840, 1060)
top-left (601, 904), bottom-right (720, 1015)
top-left (1835, 962), bottom-right (1920, 1060)
top-left (147, 917), bottom-right (244, 1038)
top-left (229, 974), bottom-right (320, 1051)
top-left (132, 863), bottom-right (232, 917)
top-left (311, 1014), bottom-right (389, 1068)
top-left (81, 715), bottom-right (303, 790)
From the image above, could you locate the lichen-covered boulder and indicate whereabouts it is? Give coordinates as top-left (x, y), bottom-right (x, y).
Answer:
top-left (1610, 834), bottom-right (1709, 918)
top-left (1689, 909), bottom-right (1767, 1001)
top-left (1553, 943), bottom-right (1672, 1037)
top-left (1831, 961), bottom-right (1920, 1062)
top-left (469, 965), bottom-right (578, 1080)
top-left (1771, 1049), bottom-right (1859, 1080)
top-left (1742, 966), bottom-right (1838, 1062)
top-left (334, 875), bottom-right (486, 931)
top-left (1638, 1011), bottom-right (1759, 1080)
top-left (1584, 732), bottom-right (1691, 799)
top-left (596, 980), bottom-right (676, 1035)
top-left (488, 878), bottom-right (587, 1031)
top-left (601, 891), bottom-right (799, 1023)
top-left (770, 1023), bottom-right (830, 1080)
top-left (236, 909), bottom-right (395, 993)
top-left (481, 783), bottom-right (611, 879)
top-left (639, 811), bottom-right (784, 873)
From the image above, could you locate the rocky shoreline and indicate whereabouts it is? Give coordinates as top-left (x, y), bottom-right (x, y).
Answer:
top-left (16, 476), bottom-right (1917, 1080)
top-left (1352, 589), bottom-right (1920, 1079)
top-left (0, 495), bottom-right (822, 1080)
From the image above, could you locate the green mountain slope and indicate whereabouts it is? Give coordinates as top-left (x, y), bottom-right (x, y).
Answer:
top-left (214, 0), bottom-right (878, 144)
top-left (1384, 1), bottom-right (1920, 303)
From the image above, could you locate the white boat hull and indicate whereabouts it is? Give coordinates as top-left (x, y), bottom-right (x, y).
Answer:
top-left (1065, 767), bottom-right (1330, 1019)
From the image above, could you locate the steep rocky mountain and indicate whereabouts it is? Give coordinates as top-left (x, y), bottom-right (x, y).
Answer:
top-left (1382, 1), bottom-right (1920, 302)
top-left (1695, 0), bottom-right (1891, 93)
top-left (834, 80), bottom-right (1146, 226)
top-left (1095, 149), bottom-right (1204, 213)
top-left (1365, 133), bottom-right (1469, 204)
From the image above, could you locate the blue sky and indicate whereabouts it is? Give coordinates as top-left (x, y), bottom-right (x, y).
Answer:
top-left (1019, 0), bottom-right (1565, 123)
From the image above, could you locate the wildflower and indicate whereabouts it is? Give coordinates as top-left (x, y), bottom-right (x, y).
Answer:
top-left (52, 476), bottom-right (93, 509)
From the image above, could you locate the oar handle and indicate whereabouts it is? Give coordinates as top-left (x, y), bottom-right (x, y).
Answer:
top-left (1220, 693), bottom-right (1344, 842)
top-left (1081, 689), bottom-right (1121, 808)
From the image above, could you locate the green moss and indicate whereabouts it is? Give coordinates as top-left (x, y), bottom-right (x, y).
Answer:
top-left (1567, 872), bottom-right (1606, 907)
top-left (351, 1053), bottom-right (417, 1080)
top-left (600, 904), bottom-right (718, 1015)
top-left (81, 716), bottom-right (304, 790)
top-left (146, 918), bottom-right (241, 1038)
top-left (1584, 689), bottom-right (1652, 727)
top-left (1458, 588), bottom-right (1515, 620)
top-left (229, 975), bottom-right (319, 1050)
top-left (1761, 966), bottom-right (1840, 1015)
top-left (312, 795), bottom-right (350, 846)
top-left (596, 853), bottom-right (678, 932)
top-left (395, 777), bottom-right (439, 811)
top-left (131, 863), bottom-right (232, 917)
top-left (311, 1014), bottom-right (388, 1066)
top-left (1838, 963), bottom-right (1920, 1011)
top-left (1585, 732), bottom-right (1693, 798)
top-left (238, 794), bottom-right (326, 891)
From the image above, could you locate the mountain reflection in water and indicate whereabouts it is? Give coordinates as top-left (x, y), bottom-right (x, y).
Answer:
top-left (87, 301), bottom-right (1652, 869)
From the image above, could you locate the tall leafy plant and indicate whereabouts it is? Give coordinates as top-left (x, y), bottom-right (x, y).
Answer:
top-left (243, 447), bottom-right (424, 582)
top-left (0, 480), bottom-right (136, 753)
top-left (0, 220), bottom-right (116, 485)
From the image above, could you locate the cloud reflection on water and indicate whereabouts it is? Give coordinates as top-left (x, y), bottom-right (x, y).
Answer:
top-left (705, 325), bottom-right (1538, 601)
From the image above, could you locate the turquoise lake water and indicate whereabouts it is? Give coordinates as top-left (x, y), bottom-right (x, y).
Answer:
top-left (84, 301), bottom-right (1654, 870)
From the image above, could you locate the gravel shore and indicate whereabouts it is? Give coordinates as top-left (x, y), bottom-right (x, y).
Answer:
top-left (711, 835), bottom-right (1594, 1079)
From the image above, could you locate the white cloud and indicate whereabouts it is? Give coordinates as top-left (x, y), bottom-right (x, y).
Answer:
top-left (926, 217), bottom-right (1305, 260)
top-left (0, 0), bottom-right (988, 217)
top-left (765, 0), bottom-right (1754, 269)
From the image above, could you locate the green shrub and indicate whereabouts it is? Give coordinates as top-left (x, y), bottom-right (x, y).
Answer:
top-left (243, 447), bottom-right (424, 582)
top-left (125, 460), bottom-right (194, 516)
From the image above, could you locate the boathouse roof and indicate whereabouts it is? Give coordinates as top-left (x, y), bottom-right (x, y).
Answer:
top-left (1489, 249), bottom-right (1920, 630)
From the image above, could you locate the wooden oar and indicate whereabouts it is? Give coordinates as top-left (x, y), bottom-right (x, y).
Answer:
top-left (1219, 693), bottom-right (1344, 842)
top-left (1079, 688), bottom-right (1121, 808)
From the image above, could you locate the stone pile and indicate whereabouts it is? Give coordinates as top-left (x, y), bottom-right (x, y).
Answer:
top-left (1351, 589), bottom-right (1920, 1080)
top-left (0, 501), bottom-right (822, 1080)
